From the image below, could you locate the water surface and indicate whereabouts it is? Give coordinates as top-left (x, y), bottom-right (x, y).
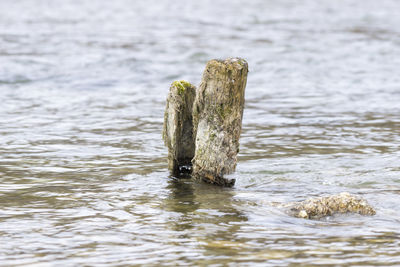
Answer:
top-left (1, 0), bottom-right (400, 265)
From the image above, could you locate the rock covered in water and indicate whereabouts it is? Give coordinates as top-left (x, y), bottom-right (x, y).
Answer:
top-left (287, 192), bottom-right (376, 219)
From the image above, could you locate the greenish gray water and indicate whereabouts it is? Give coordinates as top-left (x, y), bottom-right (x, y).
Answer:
top-left (1, 0), bottom-right (400, 266)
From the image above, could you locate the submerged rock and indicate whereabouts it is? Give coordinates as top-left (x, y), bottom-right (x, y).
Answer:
top-left (285, 192), bottom-right (376, 219)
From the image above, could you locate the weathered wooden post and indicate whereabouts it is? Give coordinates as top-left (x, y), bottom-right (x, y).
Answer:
top-left (192, 58), bottom-right (248, 186)
top-left (163, 58), bottom-right (248, 186)
top-left (163, 80), bottom-right (196, 175)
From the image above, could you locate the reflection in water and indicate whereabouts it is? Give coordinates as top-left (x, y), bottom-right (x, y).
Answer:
top-left (163, 176), bottom-right (248, 259)
top-left (164, 176), bottom-right (199, 231)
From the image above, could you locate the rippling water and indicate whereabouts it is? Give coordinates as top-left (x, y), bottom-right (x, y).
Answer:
top-left (1, 0), bottom-right (400, 265)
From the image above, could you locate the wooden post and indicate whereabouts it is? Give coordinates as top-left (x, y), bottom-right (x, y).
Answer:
top-left (192, 58), bottom-right (248, 186)
top-left (163, 80), bottom-right (196, 175)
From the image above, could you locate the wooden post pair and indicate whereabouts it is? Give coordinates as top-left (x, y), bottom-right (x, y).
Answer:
top-left (163, 58), bottom-right (248, 186)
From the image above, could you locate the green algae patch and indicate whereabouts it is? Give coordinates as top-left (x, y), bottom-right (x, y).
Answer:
top-left (172, 80), bottom-right (192, 96)
top-left (216, 103), bottom-right (232, 121)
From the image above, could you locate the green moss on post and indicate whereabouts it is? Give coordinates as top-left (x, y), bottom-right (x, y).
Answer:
top-left (192, 58), bottom-right (248, 186)
top-left (163, 80), bottom-right (196, 175)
